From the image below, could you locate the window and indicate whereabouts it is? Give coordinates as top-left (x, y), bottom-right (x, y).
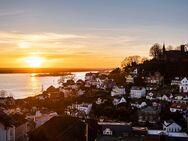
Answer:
top-left (103, 128), bottom-right (113, 135)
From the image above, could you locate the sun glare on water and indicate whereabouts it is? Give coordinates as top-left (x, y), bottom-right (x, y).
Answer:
top-left (25, 56), bottom-right (44, 68)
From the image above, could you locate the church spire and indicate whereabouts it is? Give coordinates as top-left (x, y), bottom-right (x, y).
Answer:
top-left (163, 43), bottom-right (166, 53)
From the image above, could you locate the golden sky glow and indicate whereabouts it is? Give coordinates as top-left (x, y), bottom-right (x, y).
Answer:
top-left (0, 31), bottom-right (186, 68)
top-left (0, 31), bottom-right (150, 68)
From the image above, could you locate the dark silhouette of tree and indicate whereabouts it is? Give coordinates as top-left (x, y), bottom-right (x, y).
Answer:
top-left (121, 56), bottom-right (143, 68)
top-left (149, 43), bottom-right (162, 59)
top-left (109, 68), bottom-right (126, 86)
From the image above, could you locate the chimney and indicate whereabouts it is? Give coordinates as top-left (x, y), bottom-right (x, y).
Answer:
top-left (181, 45), bottom-right (185, 52)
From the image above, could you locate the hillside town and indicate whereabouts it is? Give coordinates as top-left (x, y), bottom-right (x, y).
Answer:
top-left (1, 44), bottom-right (188, 141)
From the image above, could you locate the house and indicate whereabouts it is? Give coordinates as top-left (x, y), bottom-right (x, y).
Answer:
top-left (113, 97), bottom-right (127, 106)
top-left (163, 120), bottom-right (182, 132)
top-left (76, 79), bottom-right (85, 86)
top-left (159, 44), bottom-right (188, 62)
top-left (171, 77), bottom-right (182, 85)
top-left (59, 87), bottom-right (74, 98)
top-left (125, 75), bottom-right (134, 83)
top-left (138, 106), bottom-right (161, 123)
top-left (98, 121), bottom-right (132, 137)
top-left (0, 97), bottom-right (15, 106)
top-left (179, 77), bottom-right (188, 93)
top-left (171, 77), bottom-right (188, 93)
top-left (111, 86), bottom-right (125, 97)
top-left (95, 74), bottom-right (108, 90)
top-left (145, 72), bottom-right (164, 90)
top-left (130, 86), bottom-right (146, 98)
top-left (157, 94), bottom-right (170, 101)
top-left (146, 92), bottom-right (155, 100)
top-left (26, 111), bottom-right (58, 128)
top-left (147, 129), bottom-right (188, 141)
top-left (29, 116), bottom-right (86, 141)
top-left (0, 111), bottom-right (15, 141)
top-left (11, 114), bottom-right (28, 141)
top-left (130, 101), bottom-right (147, 109)
top-left (145, 72), bottom-right (164, 85)
top-left (96, 78), bottom-right (107, 90)
top-left (75, 103), bottom-right (92, 115)
top-left (131, 68), bottom-right (138, 76)
top-left (96, 98), bottom-right (106, 105)
top-left (170, 102), bottom-right (188, 112)
top-left (85, 72), bottom-right (98, 81)
top-left (85, 80), bottom-right (98, 88)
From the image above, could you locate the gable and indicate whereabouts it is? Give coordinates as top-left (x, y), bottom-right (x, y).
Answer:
top-left (168, 123), bottom-right (181, 129)
top-left (103, 128), bottom-right (113, 135)
top-left (181, 77), bottom-right (188, 85)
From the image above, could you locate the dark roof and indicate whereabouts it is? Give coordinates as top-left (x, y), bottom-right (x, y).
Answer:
top-left (10, 114), bottom-right (28, 127)
top-left (0, 110), bottom-right (15, 127)
top-left (29, 116), bottom-right (86, 141)
top-left (46, 85), bottom-right (57, 92)
top-left (98, 123), bottom-right (132, 136)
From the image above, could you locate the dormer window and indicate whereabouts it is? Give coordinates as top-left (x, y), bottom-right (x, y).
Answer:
top-left (103, 128), bottom-right (113, 135)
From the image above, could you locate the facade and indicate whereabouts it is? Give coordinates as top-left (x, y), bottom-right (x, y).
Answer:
top-left (59, 87), bottom-right (74, 98)
top-left (75, 103), bottom-right (92, 115)
top-left (179, 77), bottom-right (188, 93)
top-left (26, 111), bottom-right (58, 128)
top-left (163, 120), bottom-right (182, 132)
top-left (98, 122), bottom-right (132, 137)
top-left (125, 75), bottom-right (134, 83)
top-left (130, 86), bottom-right (146, 98)
top-left (170, 102), bottom-right (188, 112)
top-left (0, 111), bottom-right (15, 141)
top-left (145, 72), bottom-right (164, 85)
top-left (138, 106), bottom-right (161, 123)
top-left (171, 77), bottom-right (188, 93)
top-left (111, 86), bottom-right (125, 97)
top-left (113, 97), bottom-right (127, 106)
top-left (160, 44), bottom-right (188, 62)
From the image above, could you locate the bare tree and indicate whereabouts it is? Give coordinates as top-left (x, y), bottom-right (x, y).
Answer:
top-left (149, 43), bottom-right (162, 59)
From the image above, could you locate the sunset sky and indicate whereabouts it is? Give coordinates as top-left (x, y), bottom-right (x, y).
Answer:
top-left (0, 0), bottom-right (188, 68)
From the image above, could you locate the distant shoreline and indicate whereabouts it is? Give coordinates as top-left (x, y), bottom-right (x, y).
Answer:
top-left (0, 68), bottom-right (112, 74)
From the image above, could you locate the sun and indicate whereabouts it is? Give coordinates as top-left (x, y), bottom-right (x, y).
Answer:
top-left (25, 56), bottom-right (44, 68)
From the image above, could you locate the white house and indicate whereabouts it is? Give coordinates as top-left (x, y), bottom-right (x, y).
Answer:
top-left (163, 120), bottom-right (182, 132)
top-left (103, 128), bottom-right (113, 135)
top-left (171, 77), bottom-right (188, 93)
top-left (96, 77), bottom-right (107, 90)
top-left (113, 97), bottom-right (127, 106)
top-left (179, 77), bottom-right (188, 93)
top-left (75, 103), bottom-right (92, 115)
top-left (111, 86), bottom-right (126, 97)
top-left (130, 86), bottom-right (146, 98)
top-left (157, 94), bottom-right (170, 101)
top-left (0, 111), bottom-right (15, 141)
